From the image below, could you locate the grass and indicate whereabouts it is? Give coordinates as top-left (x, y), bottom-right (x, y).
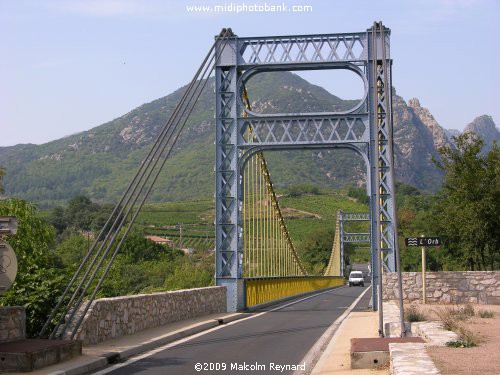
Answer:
top-left (478, 309), bottom-right (495, 318)
top-left (405, 305), bottom-right (427, 322)
top-left (435, 304), bottom-right (484, 348)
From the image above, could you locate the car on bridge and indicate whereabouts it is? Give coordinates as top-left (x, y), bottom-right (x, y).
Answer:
top-left (348, 271), bottom-right (364, 287)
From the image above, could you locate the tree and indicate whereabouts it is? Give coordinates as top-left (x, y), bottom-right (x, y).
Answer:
top-left (47, 206), bottom-right (66, 234)
top-left (64, 195), bottom-right (98, 231)
top-left (47, 196), bottom-right (124, 239)
top-left (163, 256), bottom-right (214, 290)
top-left (433, 133), bottom-right (499, 270)
top-left (299, 228), bottom-right (335, 273)
top-left (121, 232), bottom-right (181, 263)
top-left (0, 198), bottom-right (69, 336)
top-left (55, 234), bottom-right (89, 269)
top-left (0, 199), bottom-right (56, 268)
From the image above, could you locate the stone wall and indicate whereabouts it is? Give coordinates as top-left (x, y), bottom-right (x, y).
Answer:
top-left (0, 306), bottom-right (26, 343)
top-left (74, 286), bottom-right (226, 345)
top-left (383, 271), bottom-right (500, 304)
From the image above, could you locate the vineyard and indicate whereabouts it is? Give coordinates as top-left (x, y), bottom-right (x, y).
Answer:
top-left (133, 190), bottom-right (370, 258)
top-left (136, 199), bottom-right (215, 252)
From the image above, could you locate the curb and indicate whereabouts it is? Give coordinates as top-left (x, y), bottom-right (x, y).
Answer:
top-left (50, 357), bottom-right (108, 375)
top-left (47, 313), bottom-right (248, 375)
top-left (389, 342), bottom-right (440, 375)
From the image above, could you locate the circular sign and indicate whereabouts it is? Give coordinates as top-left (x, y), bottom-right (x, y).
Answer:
top-left (0, 239), bottom-right (18, 295)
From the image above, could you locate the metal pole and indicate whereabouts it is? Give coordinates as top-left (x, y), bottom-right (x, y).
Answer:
top-left (379, 23), bottom-right (406, 337)
top-left (421, 235), bottom-right (426, 304)
top-left (371, 22), bottom-right (385, 338)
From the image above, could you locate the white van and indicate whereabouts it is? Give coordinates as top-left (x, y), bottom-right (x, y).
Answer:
top-left (348, 271), bottom-right (364, 287)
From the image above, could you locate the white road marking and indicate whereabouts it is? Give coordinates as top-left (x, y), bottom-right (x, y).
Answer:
top-left (92, 286), bottom-right (351, 374)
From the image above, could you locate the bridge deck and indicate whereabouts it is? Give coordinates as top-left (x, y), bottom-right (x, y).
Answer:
top-left (100, 285), bottom-right (367, 375)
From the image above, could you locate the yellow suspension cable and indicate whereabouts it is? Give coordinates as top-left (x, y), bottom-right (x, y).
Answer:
top-left (242, 87), bottom-right (307, 277)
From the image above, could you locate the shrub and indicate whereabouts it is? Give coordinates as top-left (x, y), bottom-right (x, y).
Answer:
top-left (405, 305), bottom-right (427, 322)
top-left (434, 308), bottom-right (460, 331)
top-left (446, 340), bottom-right (476, 348)
top-left (461, 303), bottom-right (475, 318)
top-left (436, 305), bottom-right (484, 348)
top-left (478, 309), bottom-right (495, 318)
top-left (455, 325), bottom-right (483, 347)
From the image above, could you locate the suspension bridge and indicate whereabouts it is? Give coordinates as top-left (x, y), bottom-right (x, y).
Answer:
top-left (37, 22), bottom-right (404, 345)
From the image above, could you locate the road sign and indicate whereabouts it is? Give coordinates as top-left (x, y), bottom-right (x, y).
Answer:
top-left (0, 239), bottom-right (18, 294)
top-left (0, 216), bottom-right (18, 236)
top-left (405, 237), bottom-right (441, 247)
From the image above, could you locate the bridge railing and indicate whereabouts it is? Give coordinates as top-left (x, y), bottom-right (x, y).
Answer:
top-left (245, 276), bottom-right (344, 308)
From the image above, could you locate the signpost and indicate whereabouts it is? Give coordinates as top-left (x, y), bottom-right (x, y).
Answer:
top-left (0, 216), bottom-right (19, 294)
top-left (405, 236), bottom-right (441, 304)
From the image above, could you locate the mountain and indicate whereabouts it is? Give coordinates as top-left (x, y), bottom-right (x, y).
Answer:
top-left (0, 72), bottom-right (496, 207)
top-left (463, 115), bottom-right (500, 151)
top-left (391, 96), bottom-right (447, 190)
top-left (444, 128), bottom-right (460, 141)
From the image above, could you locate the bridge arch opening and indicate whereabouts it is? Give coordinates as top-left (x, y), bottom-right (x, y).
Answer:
top-left (239, 146), bottom-right (370, 278)
top-left (240, 64), bottom-right (368, 117)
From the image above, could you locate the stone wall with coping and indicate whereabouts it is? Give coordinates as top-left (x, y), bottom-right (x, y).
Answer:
top-left (73, 286), bottom-right (226, 345)
top-left (383, 271), bottom-right (500, 304)
top-left (0, 306), bottom-right (26, 343)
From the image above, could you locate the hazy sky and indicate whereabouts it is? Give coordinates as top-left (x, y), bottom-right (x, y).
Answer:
top-left (1, 0), bottom-right (499, 146)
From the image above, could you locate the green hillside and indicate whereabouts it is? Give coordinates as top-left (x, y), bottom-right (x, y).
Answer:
top-left (0, 72), bottom-right (374, 207)
top-left (4, 69), bottom-right (492, 207)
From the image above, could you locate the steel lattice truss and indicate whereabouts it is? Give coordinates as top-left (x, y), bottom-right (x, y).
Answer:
top-left (337, 211), bottom-right (371, 277)
top-left (215, 24), bottom-right (398, 311)
top-left (343, 233), bottom-right (371, 243)
top-left (238, 34), bottom-right (367, 65)
top-left (342, 212), bottom-right (371, 221)
top-left (240, 116), bottom-right (369, 146)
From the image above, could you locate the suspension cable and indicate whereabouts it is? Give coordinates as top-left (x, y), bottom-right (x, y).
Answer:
top-left (41, 29), bottom-right (234, 340)
top-left (41, 33), bottom-right (223, 338)
top-left (241, 88), bottom-right (307, 276)
top-left (67, 31), bottom-right (234, 339)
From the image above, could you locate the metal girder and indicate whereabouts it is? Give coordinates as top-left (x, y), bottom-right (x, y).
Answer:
top-left (338, 211), bottom-right (371, 277)
top-left (215, 25), bottom-right (398, 312)
top-left (237, 33), bottom-right (368, 66)
top-left (215, 38), bottom-right (245, 311)
top-left (239, 116), bottom-right (369, 147)
top-left (343, 233), bottom-right (371, 243)
top-left (342, 212), bottom-right (370, 221)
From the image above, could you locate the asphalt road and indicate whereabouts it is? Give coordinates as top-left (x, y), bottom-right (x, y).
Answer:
top-left (97, 284), bottom-right (370, 375)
